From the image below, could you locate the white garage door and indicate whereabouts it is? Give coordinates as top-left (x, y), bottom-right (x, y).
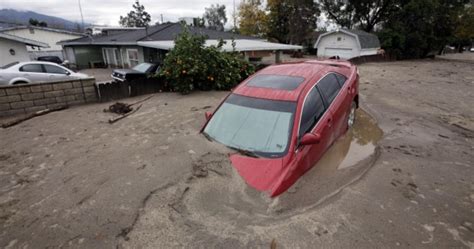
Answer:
top-left (324, 48), bottom-right (353, 59)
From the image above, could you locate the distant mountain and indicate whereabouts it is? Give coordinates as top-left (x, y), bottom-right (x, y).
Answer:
top-left (0, 9), bottom-right (89, 31)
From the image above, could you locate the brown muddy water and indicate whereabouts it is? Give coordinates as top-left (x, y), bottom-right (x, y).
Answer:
top-left (128, 109), bottom-right (384, 244)
top-left (183, 110), bottom-right (383, 220)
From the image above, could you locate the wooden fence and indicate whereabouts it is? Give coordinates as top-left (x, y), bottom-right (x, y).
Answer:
top-left (348, 54), bottom-right (396, 65)
top-left (97, 78), bottom-right (166, 102)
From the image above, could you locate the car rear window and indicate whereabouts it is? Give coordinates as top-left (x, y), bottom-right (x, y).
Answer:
top-left (44, 65), bottom-right (68, 74)
top-left (334, 73), bottom-right (347, 87)
top-left (19, 64), bottom-right (44, 73)
top-left (1, 62), bottom-right (19, 69)
top-left (247, 75), bottom-right (305, 90)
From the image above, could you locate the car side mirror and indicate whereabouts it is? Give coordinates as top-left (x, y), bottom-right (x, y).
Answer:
top-left (65, 71), bottom-right (71, 75)
top-left (300, 133), bottom-right (321, 146)
top-left (205, 111), bottom-right (213, 121)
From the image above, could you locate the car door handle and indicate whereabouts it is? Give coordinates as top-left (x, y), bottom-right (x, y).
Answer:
top-left (327, 118), bottom-right (332, 128)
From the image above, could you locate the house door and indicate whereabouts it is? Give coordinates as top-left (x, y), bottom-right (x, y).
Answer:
top-left (65, 47), bottom-right (76, 64)
top-left (103, 48), bottom-right (118, 68)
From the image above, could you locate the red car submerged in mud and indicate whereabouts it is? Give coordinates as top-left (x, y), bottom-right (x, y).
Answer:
top-left (201, 60), bottom-right (359, 197)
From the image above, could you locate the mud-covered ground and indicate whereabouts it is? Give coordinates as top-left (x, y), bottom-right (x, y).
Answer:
top-left (1, 55), bottom-right (473, 248)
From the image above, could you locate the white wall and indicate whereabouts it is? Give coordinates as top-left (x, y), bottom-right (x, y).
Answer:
top-left (0, 38), bottom-right (30, 66)
top-left (316, 32), bottom-right (360, 59)
top-left (3, 28), bottom-right (82, 52)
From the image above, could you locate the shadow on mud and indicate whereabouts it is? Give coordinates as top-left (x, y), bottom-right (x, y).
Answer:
top-left (183, 109), bottom-right (383, 223)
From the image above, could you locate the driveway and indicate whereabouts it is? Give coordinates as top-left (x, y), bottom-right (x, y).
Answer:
top-left (0, 57), bottom-right (473, 248)
top-left (78, 68), bottom-right (114, 83)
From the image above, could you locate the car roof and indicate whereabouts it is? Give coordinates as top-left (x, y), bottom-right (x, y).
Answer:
top-left (232, 60), bottom-right (354, 102)
top-left (19, 61), bottom-right (62, 66)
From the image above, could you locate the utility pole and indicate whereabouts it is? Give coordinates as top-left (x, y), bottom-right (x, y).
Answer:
top-left (78, 0), bottom-right (85, 32)
top-left (233, 0), bottom-right (236, 32)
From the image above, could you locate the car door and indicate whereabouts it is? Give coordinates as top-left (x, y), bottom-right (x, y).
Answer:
top-left (317, 73), bottom-right (345, 143)
top-left (334, 73), bottom-right (353, 132)
top-left (43, 64), bottom-right (71, 81)
top-left (295, 85), bottom-right (333, 171)
top-left (18, 63), bottom-right (49, 83)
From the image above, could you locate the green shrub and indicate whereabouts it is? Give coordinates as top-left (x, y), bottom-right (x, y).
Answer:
top-left (158, 27), bottom-right (255, 94)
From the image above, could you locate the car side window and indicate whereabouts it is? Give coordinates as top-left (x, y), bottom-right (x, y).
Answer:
top-left (334, 73), bottom-right (347, 87)
top-left (44, 65), bottom-right (68, 75)
top-left (299, 86), bottom-right (326, 138)
top-left (318, 74), bottom-right (341, 105)
top-left (19, 64), bottom-right (43, 73)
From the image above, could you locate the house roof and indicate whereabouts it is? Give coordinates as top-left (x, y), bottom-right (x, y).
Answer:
top-left (59, 23), bottom-right (260, 46)
top-left (0, 25), bottom-right (84, 36)
top-left (315, 29), bottom-right (380, 49)
top-left (0, 32), bottom-right (49, 47)
top-left (138, 39), bottom-right (302, 52)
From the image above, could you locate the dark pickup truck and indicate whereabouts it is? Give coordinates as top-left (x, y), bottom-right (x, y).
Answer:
top-left (111, 62), bottom-right (160, 82)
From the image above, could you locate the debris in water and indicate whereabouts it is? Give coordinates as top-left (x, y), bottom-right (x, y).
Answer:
top-left (270, 239), bottom-right (277, 249)
top-left (190, 106), bottom-right (212, 111)
top-left (107, 102), bottom-right (133, 114)
top-left (192, 163), bottom-right (208, 178)
top-left (1, 106), bottom-right (68, 128)
top-left (105, 95), bottom-right (154, 115)
top-left (108, 105), bottom-right (143, 124)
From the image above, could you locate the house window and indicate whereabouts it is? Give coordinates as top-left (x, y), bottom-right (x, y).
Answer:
top-left (337, 37), bottom-right (342, 41)
top-left (127, 49), bottom-right (139, 67)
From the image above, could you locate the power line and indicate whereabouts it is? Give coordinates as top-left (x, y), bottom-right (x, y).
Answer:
top-left (78, 0), bottom-right (85, 31)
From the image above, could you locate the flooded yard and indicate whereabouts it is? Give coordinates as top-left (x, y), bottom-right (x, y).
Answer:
top-left (1, 58), bottom-right (473, 248)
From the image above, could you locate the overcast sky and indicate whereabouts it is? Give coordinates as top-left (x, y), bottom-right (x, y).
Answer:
top-left (0, 0), bottom-right (241, 26)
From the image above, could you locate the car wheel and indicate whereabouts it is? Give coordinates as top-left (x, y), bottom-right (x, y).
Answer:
top-left (348, 101), bottom-right (356, 128)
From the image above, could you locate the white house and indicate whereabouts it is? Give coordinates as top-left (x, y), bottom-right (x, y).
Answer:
top-left (314, 29), bottom-right (381, 59)
top-left (0, 32), bottom-right (48, 67)
top-left (0, 26), bottom-right (84, 60)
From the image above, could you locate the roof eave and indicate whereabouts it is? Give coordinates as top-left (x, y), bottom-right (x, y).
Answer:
top-left (0, 33), bottom-right (49, 48)
top-left (0, 26), bottom-right (85, 36)
top-left (59, 41), bottom-right (138, 46)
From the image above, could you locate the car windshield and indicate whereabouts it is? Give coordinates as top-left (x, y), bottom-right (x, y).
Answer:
top-left (132, 63), bottom-right (152, 73)
top-left (203, 94), bottom-right (296, 158)
top-left (1, 62), bottom-right (19, 69)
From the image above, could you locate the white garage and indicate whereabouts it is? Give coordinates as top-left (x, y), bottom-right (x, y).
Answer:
top-left (314, 29), bottom-right (380, 59)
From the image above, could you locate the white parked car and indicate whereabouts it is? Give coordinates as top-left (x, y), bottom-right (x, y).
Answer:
top-left (0, 61), bottom-right (89, 86)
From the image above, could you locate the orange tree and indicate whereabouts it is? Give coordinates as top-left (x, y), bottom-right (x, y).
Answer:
top-left (158, 28), bottom-right (255, 94)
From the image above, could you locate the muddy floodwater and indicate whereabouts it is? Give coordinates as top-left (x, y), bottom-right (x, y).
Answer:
top-left (188, 109), bottom-right (383, 217)
top-left (3, 56), bottom-right (473, 248)
top-left (123, 109), bottom-right (384, 247)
